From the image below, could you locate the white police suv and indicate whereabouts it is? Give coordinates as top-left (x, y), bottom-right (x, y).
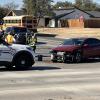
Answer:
top-left (0, 41), bottom-right (35, 69)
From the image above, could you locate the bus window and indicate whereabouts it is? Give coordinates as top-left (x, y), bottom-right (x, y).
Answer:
top-left (13, 20), bottom-right (17, 23)
top-left (18, 20), bottom-right (21, 23)
top-left (7, 20), bottom-right (9, 23)
top-left (14, 27), bottom-right (27, 33)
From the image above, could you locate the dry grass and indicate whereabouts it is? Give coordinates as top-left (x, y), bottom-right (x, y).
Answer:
top-left (38, 28), bottom-right (100, 39)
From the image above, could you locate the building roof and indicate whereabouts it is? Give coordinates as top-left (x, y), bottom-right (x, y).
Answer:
top-left (86, 11), bottom-right (100, 18)
top-left (6, 8), bottom-right (100, 19)
top-left (13, 10), bottom-right (26, 16)
top-left (53, 11), bottom-right (74, 19)
top-left (53, 7), bottom-right (100, 20)
top-left (53, 8), bottom-right (74, 16)
top-left (6, 10), bottom-right (26, 16)
top-left (60, 11), bottom-right (80, 19)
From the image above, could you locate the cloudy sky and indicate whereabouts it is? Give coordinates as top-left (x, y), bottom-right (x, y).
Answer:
top-left (0, 0), bottom-right (100, 9)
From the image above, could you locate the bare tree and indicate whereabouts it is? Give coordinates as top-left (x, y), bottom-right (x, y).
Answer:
top-left (23, 0), bottom-right (54, 26)
top-left (5, 1), bottom-right (19, 10)
top-left (74, 0), bottom-right (99, 11)
top-left (0, 6), bottom-right (8, 19)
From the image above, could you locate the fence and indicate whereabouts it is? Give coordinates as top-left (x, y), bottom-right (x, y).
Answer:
top-left (67, 19), bottom-right (84, 28)
top-left (67, 19), bottom-right (100, 28)
top-left (84, 19), bottom-right (100, 28)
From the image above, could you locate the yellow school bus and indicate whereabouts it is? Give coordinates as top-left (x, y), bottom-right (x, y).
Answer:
top-left (3, 15), bottom-right (37, 32)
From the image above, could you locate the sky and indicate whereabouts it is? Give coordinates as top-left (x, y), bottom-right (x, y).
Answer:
top-left (0, 0), bottom-right (100, 9)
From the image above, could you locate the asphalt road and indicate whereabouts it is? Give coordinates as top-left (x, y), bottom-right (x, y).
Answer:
top-left (0, 36), bottom-right (100, 100)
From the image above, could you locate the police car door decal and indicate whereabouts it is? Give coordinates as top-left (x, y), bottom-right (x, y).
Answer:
top-left (0, 45), bottom-right (14, 61)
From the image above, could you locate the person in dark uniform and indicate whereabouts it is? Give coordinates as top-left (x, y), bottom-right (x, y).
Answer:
top-left (0, 30), bottom-right (4, 44)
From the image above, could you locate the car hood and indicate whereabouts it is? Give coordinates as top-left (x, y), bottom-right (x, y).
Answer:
top-left (9, 44), bottom-right (30, 50)
top-left (52, 45), bottom-right (80, 52)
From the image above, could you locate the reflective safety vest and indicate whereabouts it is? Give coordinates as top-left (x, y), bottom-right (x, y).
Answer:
top-left (5, 34), bottom-right (15, 44)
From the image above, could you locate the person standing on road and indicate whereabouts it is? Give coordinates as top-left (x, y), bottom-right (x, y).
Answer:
top-left (29, 32), bottom-right (37, 53)
top-left (0, 30), bottom-right (4, 44)
top-left (0, 29), bottom-right (4, 39)
top-left (33, 41), bottom-right (36, 53)
top-left (33, 33), bottom-right (37, 43)
top-left (29, 38), bottom-right (36, 53)
top-left (5, 32), bottom-right (15, 44)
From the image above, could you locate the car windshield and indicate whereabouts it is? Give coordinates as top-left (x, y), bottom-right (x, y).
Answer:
top-left (14, 27), bottom-right (27, 33)
top-left (62, 38), bottom-right (84, 46)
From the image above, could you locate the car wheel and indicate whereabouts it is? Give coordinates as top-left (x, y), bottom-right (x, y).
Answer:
top-left (14, 54), bottom-right (32, 69)
top-left (73, 52), bottom-right (82, 63)
top-left (51, 53), bottom-right (57, 62)
top-left (62, 53), bottom-right (73, 63)
top-left (62, 54), bottom-right (67, 63)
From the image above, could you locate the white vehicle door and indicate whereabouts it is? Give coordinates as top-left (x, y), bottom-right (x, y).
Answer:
top-left (0, 44), bottom-right (13, 62)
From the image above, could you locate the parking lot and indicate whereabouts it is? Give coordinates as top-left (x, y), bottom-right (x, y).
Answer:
top-left (0, 36), bottom-right (100, 100)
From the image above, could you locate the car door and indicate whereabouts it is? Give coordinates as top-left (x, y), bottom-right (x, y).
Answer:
top-left (82, 39), bottom-right (97, 58)
top-left (0, 44), bottom-right (13, 62)
top-left (91, 39), bottom-right (100, 56)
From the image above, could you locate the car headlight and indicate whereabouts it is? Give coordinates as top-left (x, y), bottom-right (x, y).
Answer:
top-left (49, 50), bottom-right (53, 53)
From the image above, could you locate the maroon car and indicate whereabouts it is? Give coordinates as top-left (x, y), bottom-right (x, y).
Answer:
top-left (50, 38), bottom-right (100, 63)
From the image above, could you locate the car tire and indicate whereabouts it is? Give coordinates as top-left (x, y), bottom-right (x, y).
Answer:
top-left (62, 54), bottom-right (67, 63)
top-left (62, 53), bottom-right (73, 63)
top-left (14, 54), bottom-right (33, 69)
top-left (73, 52), bottom-right (82, 63)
